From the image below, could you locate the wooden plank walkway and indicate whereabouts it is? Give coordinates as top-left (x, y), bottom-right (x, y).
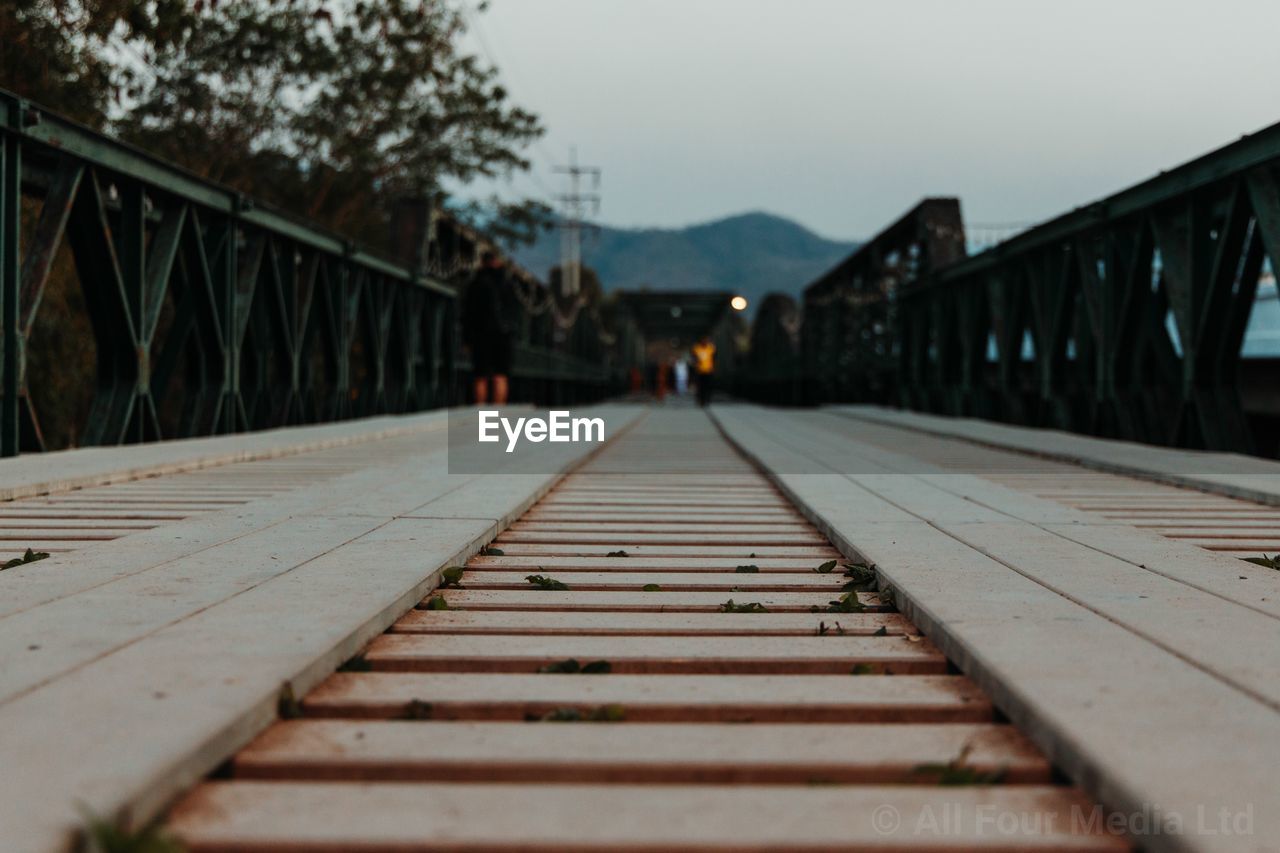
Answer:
top-left (840, 405), bottom-right (1280, 509)
top-left (833, 405), bottom-right (1280, 559)
top-left (0, 450), bottom-right (388, 563)
top-left (0, 413), bottom-right (442, 503)
top-left (714, 405), bottom-right (1280, 853)
top-left (0, 407), bottom-right (643, 853)
top-left (166, 410), bottom-right (1123, 852)
top-left (10, 403), bottom-right (1280, 851)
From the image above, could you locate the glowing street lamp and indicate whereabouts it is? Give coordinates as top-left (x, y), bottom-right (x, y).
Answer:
top-left (730, 295), bottom-right (748, 311)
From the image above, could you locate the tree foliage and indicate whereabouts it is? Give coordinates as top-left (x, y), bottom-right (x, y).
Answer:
top-left (452, 196), bottom-right (556, 252)
top-left (1, 0), bottom-right (552, 450)
top-left (116, 0), bottom-right (547, 248)
top-left (0, 0), bottom-right (189, 127)
top-left (1, 0), bottom-right (549, 250)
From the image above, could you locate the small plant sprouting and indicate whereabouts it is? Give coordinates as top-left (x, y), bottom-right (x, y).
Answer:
top-left (842, 561), bottom-right (879, 592)
top-left (642, 583), bottom-right (662, 591)
top-left (850, 663), bottom-right (874, 675)
top-left (526, 574), bottom-right (569, 591)
top-left (82, 810), bottom-right (185, 853)
top-left (606, 550), bottom-right (630, 557)
top-left (735, 565), bottom-right (759, 573)
top-left (912, 744), bottom-right (1007, 786)
top-left (537, 658), bottom-right (610, 674)
top-left (480, 545), bottom-right (504, 556)
top-left (1, 548), bottom-right (51, 571)
top-left (873, 625), bottom-right (889, 637)
top-left (814, 560), bottom-right (836, 574)
top-left (403, 700), bottom-right (434, 720)
top-left (538, 703), bottom-right (626, 722)
top-left (720, 599), bottom-right (769, 613)
top-left (438, 566), bottom-right (466, 589)
top-left (878, 586), bottom-right (898, 610)
top-left (337, 654), bottom-right (372, 673)
top-left (827, 592), bottom-right (867, 613)
top-left (423, 596), bottom-right (451, 610)
top-left (277, 684), bottom-right (304, 720)
top-left (539, 707), bottom-right (584, 722)
top-left (1243, 554), bottom-right (1280, 570)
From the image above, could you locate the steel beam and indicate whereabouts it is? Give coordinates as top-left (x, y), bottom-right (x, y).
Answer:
top-left (0, 86), bottom-right (622, 457)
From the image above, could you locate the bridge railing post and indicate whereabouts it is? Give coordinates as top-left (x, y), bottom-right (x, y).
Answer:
top-left (1, 95), bottom-right (22, 457)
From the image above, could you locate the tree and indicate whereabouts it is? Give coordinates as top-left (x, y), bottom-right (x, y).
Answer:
top-left (451, 196), bottom-right (555, 252)
top-left (0, 0), bottom-right (190, 127)
top-left (2, 1), bottom-right (549, 249)
top-left (114, 0), bottom-right (549, 249)
top-left (3, 0), bottom-right (551, 449)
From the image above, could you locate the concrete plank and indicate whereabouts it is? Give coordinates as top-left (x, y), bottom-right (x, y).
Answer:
top-left (467, 556), bottom-right (830, 570)
top-left (839, 405), bottom-right (1280, 508)
top-left (302, 672), bottom-right (992, 722)
top-left (231, 719), bottom-right (1049, 784)
top-left (390, 610), bottom-right (912, 636)
top-left (435, 589), bottom-right (884, 612)
top-left (714, 404), bottom-right (1280, 853)
top-left (496, 530), bottom-right (827, 544)
top-left (454, 570), bottom-right (847, 591)
top-left (168, 782), bottom-right (1122, 851)
top-left (0, 410), bottom-right (454, 502)
top-left (362, 633), bottom-right (945, 674)
top-left (488, 543), bottom-right (840, 557)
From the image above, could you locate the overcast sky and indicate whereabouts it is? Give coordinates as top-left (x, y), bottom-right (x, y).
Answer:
top-left (458, 0), bottom-right (1280, 241)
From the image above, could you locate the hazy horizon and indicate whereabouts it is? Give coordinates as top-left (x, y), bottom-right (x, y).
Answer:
top-left (458, 0), bottom-right (1280, 242)
top-left (534, 207), bottom-right (859, 240)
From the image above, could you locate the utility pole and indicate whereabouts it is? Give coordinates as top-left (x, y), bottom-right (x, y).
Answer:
top-left (553, 147), bottom-right (601, 297)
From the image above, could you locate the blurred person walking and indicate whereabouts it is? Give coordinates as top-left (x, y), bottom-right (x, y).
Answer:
top-left (691, 335), bottom-right (716, 407)
top-left (461, 252), bottom-right (513, 405)
top-left (673, 357), bottom-right (690, 396)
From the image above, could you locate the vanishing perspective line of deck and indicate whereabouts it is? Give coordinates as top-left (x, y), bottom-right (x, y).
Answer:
top-left (0, 404), bottom-right (1277, 852)
top-left (164, 410), bottom-right (1122, 851)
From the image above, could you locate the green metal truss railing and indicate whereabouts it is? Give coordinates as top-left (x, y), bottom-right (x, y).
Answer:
top-left (751, 123), bottom-right (1280, 452)
top-left (0, 89), bottom-right (617, 456)
top-left (895, 125), bottom-right (1280, 451)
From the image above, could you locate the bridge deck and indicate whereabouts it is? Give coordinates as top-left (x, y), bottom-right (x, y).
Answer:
top-left (715, 406), bottom-right (1280, 852)
top-left (165, 409), bottom-right (1119, 851)
top-left (0, 404), bottom-right (1276, 851)
top-left (0, 407), bottom-right (643, 853)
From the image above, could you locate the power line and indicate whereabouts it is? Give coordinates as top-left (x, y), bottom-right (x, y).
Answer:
top-left (460, 2), bottom-right (501, 69)
top-left (458, 1), bottom-right (560, 205)
top-left (524, 161), bottom-right (557, 199)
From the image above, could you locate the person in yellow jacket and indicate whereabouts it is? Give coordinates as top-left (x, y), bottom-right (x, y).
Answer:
top-left (690, 335), bottom-right (716, 407)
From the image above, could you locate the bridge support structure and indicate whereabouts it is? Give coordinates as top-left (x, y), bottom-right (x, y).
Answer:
top-left (750, 123), bottom-right (1280, 454)
top-left (0, 89), bottom-right (626, 458)
top-left (897, 139), bottom-right (1280, 453)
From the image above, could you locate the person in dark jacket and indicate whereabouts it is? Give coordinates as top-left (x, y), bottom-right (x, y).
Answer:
top-left (461, 252), bottom-right (512, 405)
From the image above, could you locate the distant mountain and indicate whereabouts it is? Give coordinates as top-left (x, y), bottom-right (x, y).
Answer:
top-left (510, 211), bottom-right (859, 310)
